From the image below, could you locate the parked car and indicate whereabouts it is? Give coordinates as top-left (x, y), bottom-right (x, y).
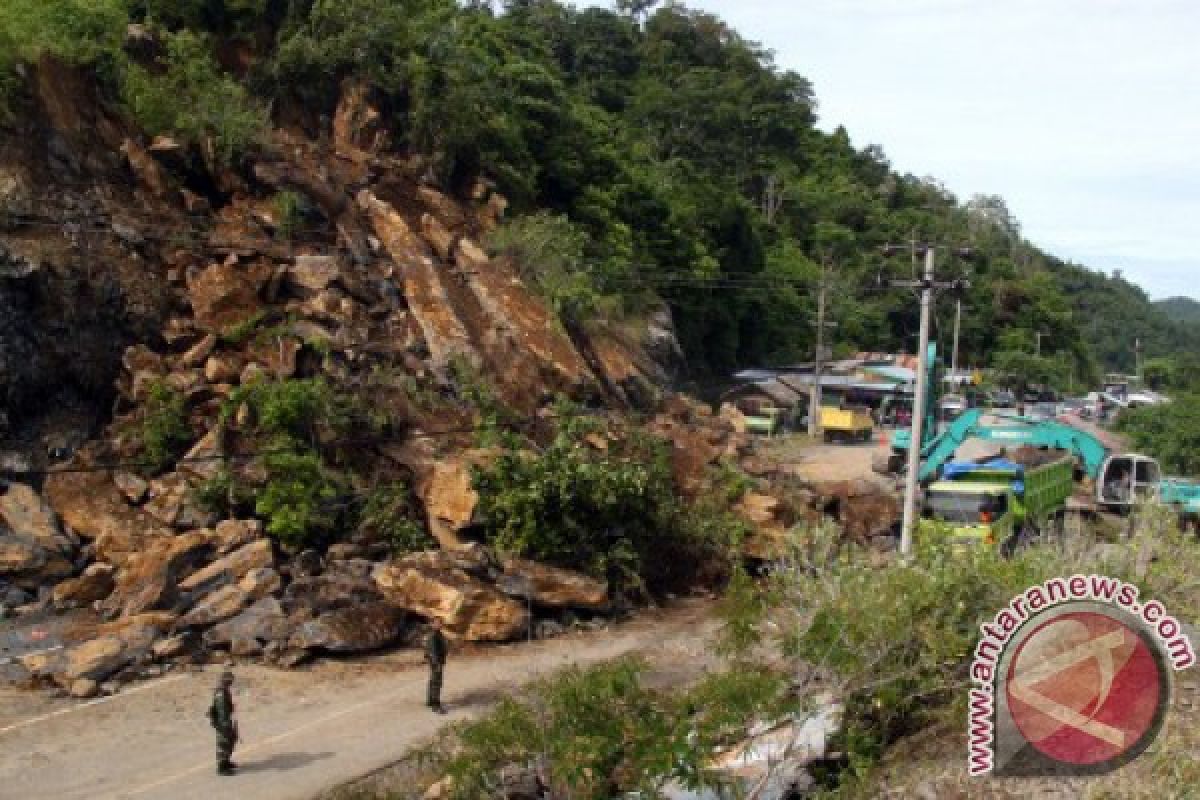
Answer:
top-left (940, 394), bottom-right (968, 420)
top-left (989, 389), bottom-right (1016, 408)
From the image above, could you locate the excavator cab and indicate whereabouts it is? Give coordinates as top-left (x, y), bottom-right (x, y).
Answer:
top-left (1097, 454), bottom-right (1161, 510)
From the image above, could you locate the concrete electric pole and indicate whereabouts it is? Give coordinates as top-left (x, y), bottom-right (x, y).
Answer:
top-left (808, 260), bottom-right (837, 438)
top-left (884, 245), bottom-right (972, 558)
top-left (951, 296), bottom-right (962, 379)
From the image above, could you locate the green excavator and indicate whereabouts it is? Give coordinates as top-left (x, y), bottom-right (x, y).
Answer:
top-left (877, 343), bottom-right (1200, 521)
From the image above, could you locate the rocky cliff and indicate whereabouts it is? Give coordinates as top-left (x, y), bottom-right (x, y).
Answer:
top-left (0, 59), bottom-right (896, 694)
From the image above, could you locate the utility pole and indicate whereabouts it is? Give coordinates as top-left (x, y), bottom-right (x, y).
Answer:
top-left (884, 245), bottom-right (972, 558)
top-left (1036, 332), bottom-right (1045, 358)
top-left (808, 260), bottom-right (837, 438)
top-left (951, 296), bottom-right (962, 379)
top-left (900, 248), bottom-right (935, 559)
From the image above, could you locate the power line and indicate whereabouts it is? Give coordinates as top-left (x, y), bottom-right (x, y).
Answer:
top-left (1, 410), bottom-right (616, 480)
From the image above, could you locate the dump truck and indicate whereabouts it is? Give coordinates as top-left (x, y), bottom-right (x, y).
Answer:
top-left (921, 449), bottom-right (1074, 553)
top-left (820, 405), bottom-right (875, 443)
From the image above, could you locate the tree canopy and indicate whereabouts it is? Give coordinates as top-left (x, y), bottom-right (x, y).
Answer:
top-left (3, 0), bottom-right (1196, 380)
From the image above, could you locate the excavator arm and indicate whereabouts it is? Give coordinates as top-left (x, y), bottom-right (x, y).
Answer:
top-left (916, 411), bottom-right (1111, 483)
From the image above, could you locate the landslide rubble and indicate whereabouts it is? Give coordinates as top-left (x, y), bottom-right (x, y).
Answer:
top-left (0, 65), bottom-right (899, 692)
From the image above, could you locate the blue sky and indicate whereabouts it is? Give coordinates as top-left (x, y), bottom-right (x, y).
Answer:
top-left (582, 1), bottom-right (1199, 299)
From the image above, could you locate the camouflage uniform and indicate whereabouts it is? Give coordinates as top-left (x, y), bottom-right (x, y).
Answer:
top-left (208, 671), bottom-right (239, 775)
top-left (424, 627), bottom-right (448, 712)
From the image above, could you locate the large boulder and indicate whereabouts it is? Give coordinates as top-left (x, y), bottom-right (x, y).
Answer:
top-left (53, 563), bottom-right (116, 609)
top-left (104, 529), bottom-right (216, 617)
top-left (497, 558), bottom-right (608, 611)
top-left (0, 483), bottom-right (76, 587)
top-left (287, 255), bottom-right (341, 295)
top-left (176, 584), bottom-right (250, 628)
top-left (204, 596), bottom-right (292, 653)
top-left (282, 571), bottom-right (383, 617)
top-left (0, 483), bottom-right (74, 555)
top-left (374, 552), bottom-right (529, 642)
top-left (22, 637), bottom-right (130, 686)
top-left (288, 602), bottom-right (409, 654)
top-left (62, 638), bottom-right (131, 683)
top-left (43, 469), bottom-right (173, 569)
top-left (186, 258), bottom-right (273, 331)
top-left (178, 539), bottom-right (274, 595)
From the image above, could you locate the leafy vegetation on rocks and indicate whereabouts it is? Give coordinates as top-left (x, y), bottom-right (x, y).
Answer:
top-left (359, 482), bottom-right (434, 555)
top-left (137, 379), bottom-right (192, 473)
top-left (471, 414), bottom-right (740, 594)
top-left (121, 29), bottom-right (266, 165)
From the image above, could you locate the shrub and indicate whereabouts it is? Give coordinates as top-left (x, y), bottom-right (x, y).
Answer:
top-left (138, 380), bottom-right (193, 473)
top-left (359, 482), bottom-right (435, 554)
top-left (224, 377), bottom-right (348, 442)
top-left (437, 659), bottom-right (788, 800)
top-left (1116, 394), bottom-right (1200, 475)
top-left (485, 212), bottom-right (607, 323)
top-left (727, 517), bottom-right (1200, 787)
top-left (271, 190), bottom-right (306, 240)
top-left (122, 29), bottom-right (266, 165)
top-left (471, 415), bottom-right (739, 593)
top-left (255, 450), bottom-right (343, 548)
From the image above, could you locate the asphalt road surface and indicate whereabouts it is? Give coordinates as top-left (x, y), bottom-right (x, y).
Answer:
top-left (0, 602), bottom-right (715, 800)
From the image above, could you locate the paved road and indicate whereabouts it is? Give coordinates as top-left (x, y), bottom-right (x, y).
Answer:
top-left (0, 604), bottom-right (714, 800)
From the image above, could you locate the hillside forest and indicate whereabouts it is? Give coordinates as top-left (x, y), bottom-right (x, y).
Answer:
top-left (2, 0), bottom-right (1198, 387)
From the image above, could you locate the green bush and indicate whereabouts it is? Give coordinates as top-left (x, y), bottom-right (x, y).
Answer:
top-left (138, 380), bottom-right (193, 473)
top-left (224, 377), bottom-right (348, 442)
top-left (271, 190), bottom-right (306, 240)
top-left (437, 659), bottom-right (788, 800)
top-left (486, 212), bottom-right (608, 323)
top-left (122, 29), bottom-right (266, 165)
top-left (359, 482), bottom-right (435, 554)
top-left (218, 310), bottom-right (268, 346)
top-left (255, 450), bottom-right (342, 548)
top-left (1117, 394), bottom-right (1200, 475)
top-left (726, 519), bottom-right (1200, 785)
top-left (472, 416), bottom-right (739, 592)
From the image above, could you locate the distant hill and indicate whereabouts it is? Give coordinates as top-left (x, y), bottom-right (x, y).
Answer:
top-left (1156, 297), bottom-right (1200, 324)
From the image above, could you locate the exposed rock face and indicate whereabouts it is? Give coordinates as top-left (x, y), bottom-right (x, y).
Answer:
top-left (374, 552), bottom-right (530, 642)
top-left (359, 191), bottom-right (476, 372)
top-left (498, 558), bottom-right (608, 610)
top-left (186, 258), bottom-right (273, 331)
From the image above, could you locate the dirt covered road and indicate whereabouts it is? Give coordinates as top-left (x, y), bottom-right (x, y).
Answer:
top-left (0, 600), bottom-right (716, 800)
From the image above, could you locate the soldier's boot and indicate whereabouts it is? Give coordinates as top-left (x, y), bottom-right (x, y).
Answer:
top-left (428, 667), bottom-right (445, 713)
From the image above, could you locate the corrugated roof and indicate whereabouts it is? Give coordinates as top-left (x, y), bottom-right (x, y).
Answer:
top-left (722, 379), bottom-right (806, 406)
top-left (865, 365), bottom-right (916, 383)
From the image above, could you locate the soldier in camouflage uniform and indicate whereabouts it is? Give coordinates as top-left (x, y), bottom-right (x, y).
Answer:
top-left (424, 624), bottom-right (448, 714)
top-left (208, 670), bottom-right (239, 775)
